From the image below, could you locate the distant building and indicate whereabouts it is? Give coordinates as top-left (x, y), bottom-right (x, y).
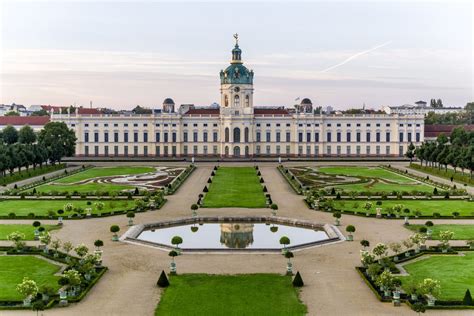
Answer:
top-left (51, 37), bottom-right (424, 158)
top-left (0, 116), bottom-right (50, 132)
top-left (383, 102), bottom-right (464, 115)
top-left (424, 124), bottom-right (474, 141)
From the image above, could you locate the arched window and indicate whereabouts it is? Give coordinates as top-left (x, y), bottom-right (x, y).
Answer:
top-left (224, 95), bottom-right (229, 107)
top-left (225, 127), bottom-right (230, 142)
top-left (234, 95), bottom-right (240, 107)
top-left (233, 127), bottom-right (241, 143)
top-left (244, 127), bottom-right (249, 142)
top-left (245, 95), bottom-right (250, 107)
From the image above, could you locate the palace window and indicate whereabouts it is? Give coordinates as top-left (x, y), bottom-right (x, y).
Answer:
top-left (234, 95), bottom-right (240, 107)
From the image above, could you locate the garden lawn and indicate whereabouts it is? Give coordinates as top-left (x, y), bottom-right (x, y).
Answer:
top-left (155, 274), bottom-right (307, 316)
top-left (319, 166), bottom-right (414, 183)
top-left (406, 224), bottom-right (474, 240)
top-left (29, 166), bottom-right (155, 194)
top-left (402, 252), bottom-right (474, 300)
top-left (0, 199), bottom-right (134, 217)
top-left (0, 224), bottom-right (60, 240)
top-left (0, 256), bottom-right (61, 301)
top-left (332, 199), bottom-right (474, 217)
top-left (202, 167), bottom-right (267, 208)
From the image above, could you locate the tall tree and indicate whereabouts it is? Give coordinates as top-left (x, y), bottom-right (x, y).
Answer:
top-left (2, 125), bottom-right (18, 144)
top-left (18, 125), bottom-right (37, 144)
top-left (405, 142), bottom-right (415, 162)
top-left (436, 99), bottom-right (443, 108)
top-left (37, 122), bottom-right (76, 164)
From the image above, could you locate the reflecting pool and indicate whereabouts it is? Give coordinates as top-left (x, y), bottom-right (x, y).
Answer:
top-left (137, 222), bottom-right (329, 249)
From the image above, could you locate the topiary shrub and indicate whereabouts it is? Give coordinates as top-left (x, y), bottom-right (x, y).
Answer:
top-left (463, 289), bottom-right (472, 306)
top-left (330, 188), bottom-right (336, 195)
top-left (134, 187), bottom-right (140, 195)
top-left (260, 177), bottom-right (264, 183)
top-left (203, 186), bottom-right (208, 193)
top-left (263, 186), bottom-right (267, 192)
top-left (207, 178), bottom-right (212, 184)
top-left (292, 271), bottom-right (304, 287)
top-left (157, 270), bottom-right (170, 288)
top-left (336, 192), bottom-right (341, 199)
top-left (433, 187), bottom-right (438, 195)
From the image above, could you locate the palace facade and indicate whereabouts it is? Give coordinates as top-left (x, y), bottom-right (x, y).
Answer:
top-left (52, 39), bottom-right (424, 158)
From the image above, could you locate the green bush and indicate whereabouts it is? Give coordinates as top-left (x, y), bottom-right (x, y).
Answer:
top-left (157, 270), bottom-right (170, 288)
top-left (292, 271), bottom-right (304, 287)
top-left (463, 289), bottom-right (473, 306)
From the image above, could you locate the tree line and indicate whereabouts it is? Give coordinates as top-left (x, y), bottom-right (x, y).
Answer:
top-left (0, 122), bottom-right (76, 177)
top-left (425, 102), bottom-right (474, 125)
top-left (408, 127), bottom-right (474, 178)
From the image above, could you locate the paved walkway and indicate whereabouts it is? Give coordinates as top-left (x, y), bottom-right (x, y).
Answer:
top-left (1, 162), bottom-right (471, 316)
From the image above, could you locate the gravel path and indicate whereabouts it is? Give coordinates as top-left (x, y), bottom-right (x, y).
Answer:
top-left (1, 162), bottom-right (470, 316)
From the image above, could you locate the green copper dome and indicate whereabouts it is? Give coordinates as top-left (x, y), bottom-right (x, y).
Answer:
top-left (220, 43), bottom-right (254, 85)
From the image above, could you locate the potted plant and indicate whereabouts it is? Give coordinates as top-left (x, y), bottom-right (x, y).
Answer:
top-left (439, 230), bottom-right (454, 253)
top-left (57, 209), bottom-right (64, 225)
top-left (333, 211), bottom-right (342, 226)
top-left (284, 250), bottom-right (294, 275)
top-left (169, 250), bottom-right (178, 275)
top-left (392, 278), bottom-right (402, 306)
top-left (425, 221), bottom-right (434, 239)
top-left (364, 202), bottom-right (373, 217)
top-left (62, 241), bottom-right (73, 262)
top-left (39, 232), bottom-right (51, 253)
top-left (62, 269), bottom-right (81, 297)
top-left (50, 238), bottom-right (62, 258)
top-left (360, 250), bottom-right (375, 267)
top-left (376, 270), bottom-right (394, 298)
top-left (372, 243), bottom-right (388, 263)
top-left (366, 263), bottom-right (382, 281)
top-left (39, 285), bottom-right (55, 302)
top-left (360, 239), bottom-right (370, 250)
top-left (191, 204), bottom-right (198, 217)
top-left (7, 231), bottom-right (26, 251)
top-left (402, 239), bottom-right (414, 257)
top-left (16, 277), bottom-right (38, 307)
top-left (346, 225), bottom-right (356, 241)
top-left (279, 236), bottom-right (290, 254)
top-left (405, 280), bottom-right (419, 301)
top-left (403, 208), bottom-right (411, 225)
top-left (389, 242), bottom-right (402, 261)
top-left (110, 225), bottom-right (120, 241)
top-left (171, 236), bottom-right (183, 253)
top-left (32, 221), bottom-right (41, 240)
top-left (419, 278), bottom-right (441, 306)
top-left (126, 211), bottom-right (135, 226)
top-left (270, 203), bottom-right (278, 216)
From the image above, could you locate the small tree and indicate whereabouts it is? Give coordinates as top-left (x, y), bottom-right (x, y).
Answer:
top-left (110, 225), bottom-right (120, 241)
top-left (463, 289), bottom-right (473, 306)
top-left (279, 236), bottom-right (290, 252)
top-left (333, 211), bottom-right (342, 226)
top-left (94, 202), bottom-right (105, 214)
top-left (16, 277), bottom-right (38, 306)
top-left (412, 302), bottom-right (426, 314)
top-left (63, 203), bottom-right (74, 213)
top-left (389, 242), bottom-right (402, 261)
top-left (292, 271), bottom-right (304, 287)
top-left (126, 211), bottom-right (135, 226)
top-left (270, 203), bottom-right (278, 215)
top-left (39, 232), bottom-right (51, 253)
top-left (376, 270), bottom-right (395, 297)
top-left (363, 202), bottom-right (373, 215)
top-left (74, 243), bottom-right (89, 259)
top-left (360, 239), bottom-right (370, 249)
top-left (171, 236), bottom-right (183, 250)
top-left (284, 250), bottom-right (294, 275)
top-left (191, 203), bottom-right (198, 216)
top-left (62, 269), bottom-right (81, 296)
top-left (439, 230), bottom-right (454, 252)
top-left (346, 225), bottom-right (356, 241)
top-left (8, 231), bottom-right (26, 250)
top-left (157, 270), bottom-right (170, 287)
top-left (50, 238), bottom-right (61, 257)
top-left (169, 250), bottom-right (178, 274)
top-left (94, 239), bottom-right (104, 251)
top-left (372, 243), bottom-right (388, 261)
top-left (419, 278), bottom-right (441, 302)
top-left (62, 241), bottom-right (73, 260)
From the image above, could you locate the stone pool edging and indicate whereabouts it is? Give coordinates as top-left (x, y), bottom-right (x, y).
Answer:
top-left (120, 216), bottom-right (345, 253)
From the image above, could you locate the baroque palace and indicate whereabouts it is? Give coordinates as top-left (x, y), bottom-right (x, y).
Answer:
top-left (52, 37), bottom-right (424, 158)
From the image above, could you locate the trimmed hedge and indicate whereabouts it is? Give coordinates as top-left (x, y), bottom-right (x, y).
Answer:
top-left (166, 165), bottom-right (196, 195)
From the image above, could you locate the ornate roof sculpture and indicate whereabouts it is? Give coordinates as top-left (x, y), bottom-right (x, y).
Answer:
top-left (220, 34), bottom-right (254, 85)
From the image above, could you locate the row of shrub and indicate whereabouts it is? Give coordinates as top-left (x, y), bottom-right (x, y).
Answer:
top-left (277, 166), bottom-right (304, 194)
top-left (165, 165), bottom-right (196, 195)
top-left (1, 165), bottom-right (92, 195)
top-left (410, 163), bottom-right (474, 186)
top-left (382, 165), bottom-right (468, 193)
top-left (0, 164), bottom-right (67, 187)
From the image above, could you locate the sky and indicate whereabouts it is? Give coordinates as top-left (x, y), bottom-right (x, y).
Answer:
top-left (0, 0), bottom-right (473, 110)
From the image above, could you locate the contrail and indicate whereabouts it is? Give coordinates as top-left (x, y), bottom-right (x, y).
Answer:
top-left (319, 41), bottom-right (392, 73)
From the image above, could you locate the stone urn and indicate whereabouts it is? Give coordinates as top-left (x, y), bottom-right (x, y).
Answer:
top-left (286, 262), bottom-right (293, 275)
top-left (170, 262), bottom-right (177, 275)
top-left (376, 208), bottom-right (382, 219)
top-left (59, 289), bottom-right (68, 306)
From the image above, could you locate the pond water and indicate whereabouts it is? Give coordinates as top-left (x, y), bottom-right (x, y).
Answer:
top-left (137, 222), bottom-right (329, 249)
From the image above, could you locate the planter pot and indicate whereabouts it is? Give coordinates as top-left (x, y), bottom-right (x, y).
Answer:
top-left (42, 294), bottom-right (49, 301)
top-left (393, 256), bottom-right (399, 262)
top-left (85, 273), bottom-right (91, 281)
top-left (427, 297), bottom-right (436, 307)
top-left (128, 218), bottom-right (134, 226)
top-left (346, 234), bottom-right (353, 241)
top-left (384, 290), bottom-right (391, 297)
top-left (112, 235), bottom-right (119, 242)
top-left (405, 252), bottom-right (410, 257)
top-left (335, 219), bottom-right (340, 226)
top-left (366, 213), bottom-right (370, 217)
top-left (286, 262), bottom-right (293, 275)
top-left (404, 217), bottom-right (409, 225)
top-left (23, 296), bottom-right (32, 307)
top-left (442, 248), bottom-right (448, 253)
top-left (415, 248), bottom-right (420, 254)
top-left (393, 291), bottom-right (400, 300)
top-left (411, 294), bottom-right (418, 301)
top-left (170, 262), bottom-right (177, 274)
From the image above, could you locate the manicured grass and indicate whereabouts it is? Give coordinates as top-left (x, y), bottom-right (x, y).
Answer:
top-left (320, 166), bottom-right (414, 183)
top-left (202, 167), bottom-right (267, 208)
top-left (0, 199), bottom-right (134, 217)
top-left (332, 199), bottom-right (474, 217)
top-left (402, 252), bottom-right (474, 300)
top-left (406, 224), bottom-right (474, 240)
top-left (155, 274), bottom-right (307, 315)
top-left (0, 224), bottom-right (60, 240)
top-left (0, 256), bottom-right (61, 301)
top-left (30, 166), bottom-right (155, 193)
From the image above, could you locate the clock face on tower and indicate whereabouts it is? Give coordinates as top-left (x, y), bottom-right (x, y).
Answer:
top-left (234, 87), bottom-right (240, 93)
